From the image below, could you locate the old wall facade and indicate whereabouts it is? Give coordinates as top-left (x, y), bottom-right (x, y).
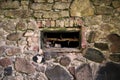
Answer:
top-left (0, 0), bottom-right (120, 80)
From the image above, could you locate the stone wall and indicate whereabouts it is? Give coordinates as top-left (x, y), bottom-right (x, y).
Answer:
top-left (0, 0), bottom-right (120, 80)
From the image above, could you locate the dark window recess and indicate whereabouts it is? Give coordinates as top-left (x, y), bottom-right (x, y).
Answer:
top-left (41, 31), bottom-right (81, 49)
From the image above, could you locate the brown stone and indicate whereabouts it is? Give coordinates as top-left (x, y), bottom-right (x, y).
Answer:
top-left (16, 20), bottom-right (27, 31)
top-left (2, 21), bottom-right (16, 33)
top-left (53, 2), bottom-right (70, 10)
top-left (31, 3), bottom-right (52, 10)
top-left (23, 30), bottom-right (34, 37)
top-left (43, 11), bottom-right (60, 19)
top-left (4, 10), bottom-right (32, 18)
top-left (107, 34), bottom-right (120, 44)
top-left (15, 58), bottom-right (35, 74)
top-left (0, 58), bottom-right (12, 68)
top-left (59, 56), bottom-right (71, 66)
top-left (87, 31), bottom-right (96, 43)
top-left (33, 12), bottom-right (43, 19)
top-left (27, 20), bottom-right (38, 30)
top-left (5, 47), bottom-right (21, 56)
top-left (70, 0), bottom-right (94, 17)
top-left (7, 32), bottom-right (22, 41)
top-left (0, 1), bottom-right (19, 9)
top-left (34, 0), bottom-right (47, 3)
top-left (110, 44), bottom-right (120, 53)
top-left (95, 6), bottom-right (113, 15)
top-left (112, 1), bottom-right (120, 8)
top-left (60, 11), bottom-right (69, 17)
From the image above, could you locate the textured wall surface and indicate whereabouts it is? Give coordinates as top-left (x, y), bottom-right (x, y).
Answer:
top-left (0, 0), bottom-right (120, 80)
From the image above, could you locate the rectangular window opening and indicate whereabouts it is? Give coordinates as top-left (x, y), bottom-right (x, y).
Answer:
top-left (41, 30), bottom-right (81, 53)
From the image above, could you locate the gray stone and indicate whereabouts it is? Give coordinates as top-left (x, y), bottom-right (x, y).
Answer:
top-left (70, 0), bottom-right (94, 17)
top-left (0, 66), bottom-right (4, 80)
top-left (15, 58), bottom-right (35, 74)
top-left (3, 76), bottom-right (16, 80)
top-left (94, 43), bottom-right (109, 50)
top-left (95, 6), bottom-right (113, 15)
top-left (0, 1), bottom-right (19, 9)
top-left (0, 46), bottom-right (6, 56)
top-left (83, 48), bottom-right (105, 63)
top-left (75, 64), bottom-right (93, 80)
top-left (7, 32), bottom-right (22, 41)
top-left (59, 56), bottom-right (71, 66)
top-left (53, 2), bottom-right (70, 10)
top-left (35, 64), bottom-right (46, 73)
top-left (31, 3), bottom-right (52, 10)
top-left (109, 53), bottom-right (120, 62)
top-left (45, 65), bottom-right (73, 80)
top-left (36, 72), bottom-right (48, 80)
top-left (4, 67), bottom-right (12, 76)
top-left (95, 62), bottom-right (120, 80)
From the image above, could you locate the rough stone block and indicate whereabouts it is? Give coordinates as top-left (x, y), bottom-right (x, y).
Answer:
top-left (59, 56), bottom-right (71, 66)
top-left (7, 32), bottom-right (22, 41)
top-left (94, 43), bottom-right (109, 50)
top-left (15, 58), bottom-right (35, 74)
top-left (75, 64), bottom-right (93, 80)
top-left (83, 48), bottom-right (105, 63)
top-left (95, 6), bottom-right (113, 15)
top-left (0, 58), bottom-right (12, 68)
top-left (31, 3), bottom-right (52, 10)
top-left (53, 2), bottom-right (70, 10)
top-left (0, 1), bottom-right (19, 9)
top-left (70, 0), bottom-right (94, 17)
top-left (5, 47), bottom-right (21, 56)
top-left (4, 10), bottom-right (32, 18)
top-left (45, 65), bottom-right (73, 80)
top-left (112, 1), bottom-right (120, 8)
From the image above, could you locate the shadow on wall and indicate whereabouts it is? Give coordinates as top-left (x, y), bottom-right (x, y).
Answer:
top-left (95, 62), bottom-right (120, 80)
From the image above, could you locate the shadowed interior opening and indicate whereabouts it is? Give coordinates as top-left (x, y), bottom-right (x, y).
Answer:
top-left (41, 31), bottom-right (81, 49)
